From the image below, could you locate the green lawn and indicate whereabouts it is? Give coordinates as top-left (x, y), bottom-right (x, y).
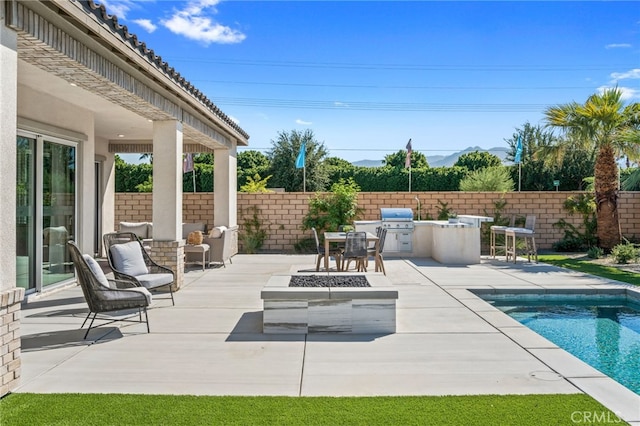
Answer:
top-left (538, 254), bottom-right (640, 286)
top-left (0, 393), bottom-right (624, 425)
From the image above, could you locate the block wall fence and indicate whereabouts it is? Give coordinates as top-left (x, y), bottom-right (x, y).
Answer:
top-left (115, 191), bottom-right (640, 253)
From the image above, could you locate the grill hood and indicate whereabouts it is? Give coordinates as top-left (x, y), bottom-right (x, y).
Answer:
top-left (380, 208), bottom-right (414, 221)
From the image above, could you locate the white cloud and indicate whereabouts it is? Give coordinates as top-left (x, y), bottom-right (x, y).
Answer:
top-left (605, 43), bottom-right (632, 49)
top-left (295, 119), bottom-right (312, 126)
top-left (133, 19), bottom-right (157, 33)
top-left (334, 101), bottom-right (350, 108)
top-left (162, 0), bottom-right (246, 45)
top-left (100, 0), bottom-right (135, 19)
top-left (597, 85), bottom-right (639, 101)
top-left (610, 69), bottom-right (640, 81)
top-left (229, 115), bottom-right (240, 124)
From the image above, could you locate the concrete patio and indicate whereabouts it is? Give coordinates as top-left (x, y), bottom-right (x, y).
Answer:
top-left (16, 254), bottom-right (640, 424)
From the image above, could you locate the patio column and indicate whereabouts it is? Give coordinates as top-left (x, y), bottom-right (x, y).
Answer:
top-left (0, 15), bottom-right (24, 397)
top-left (214, 144), bottom-right (239, 256)
top-left (152, 120), bottom-right (184, 290)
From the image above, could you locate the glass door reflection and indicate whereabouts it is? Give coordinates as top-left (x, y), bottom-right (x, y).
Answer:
top-left (41, 140), bottom-right (76, 287)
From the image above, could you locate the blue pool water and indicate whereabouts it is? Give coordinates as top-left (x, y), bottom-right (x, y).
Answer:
top-left (486, 295), bottom-right (640, 395)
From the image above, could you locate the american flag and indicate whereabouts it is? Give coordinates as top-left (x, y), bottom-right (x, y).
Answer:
top-left (183, 153), bottom-right (194, 173)
top-left (405, 139), bottom-right (412, 169)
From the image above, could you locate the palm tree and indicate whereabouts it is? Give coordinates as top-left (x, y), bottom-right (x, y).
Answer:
top-left (543, 88), bottom-right (640, 250)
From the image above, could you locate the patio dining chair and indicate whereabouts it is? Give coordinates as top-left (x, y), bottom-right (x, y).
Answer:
top-left (103, 232), bottom-right (175, 305)
top-left (370, 227), bottom-right (388, 275)
top-left (341, 231), bottom-right (368, 272)
top-left (68, 241), bottom-right (151, 338)
top-left (312, 228), bottom-right (343, 271)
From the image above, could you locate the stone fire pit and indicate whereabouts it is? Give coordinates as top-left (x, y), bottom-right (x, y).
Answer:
top-left (261, 274), bottom-right (397, 334)
top-left (288, 275), bottom-right (371, 287)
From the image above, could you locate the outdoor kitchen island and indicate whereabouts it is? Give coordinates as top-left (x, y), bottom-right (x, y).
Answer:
top-left (355, 215), bottom-right (492, 265)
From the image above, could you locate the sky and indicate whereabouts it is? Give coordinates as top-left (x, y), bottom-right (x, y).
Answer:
top-left (105, 0), bottom-right (640, 163)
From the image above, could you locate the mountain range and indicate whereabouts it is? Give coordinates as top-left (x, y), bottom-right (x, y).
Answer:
top-left (351, 146), bottom-right (510, 168)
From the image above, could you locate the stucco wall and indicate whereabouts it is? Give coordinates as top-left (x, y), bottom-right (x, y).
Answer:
top-left (115, 191), bottom-right (640, 253)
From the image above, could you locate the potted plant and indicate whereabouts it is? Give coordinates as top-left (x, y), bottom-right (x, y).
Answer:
top-left (448, 212), bottom-right (459, 224)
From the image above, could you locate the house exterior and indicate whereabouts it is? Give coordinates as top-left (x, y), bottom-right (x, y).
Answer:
top-left (0, 0), bottom-right (249, 396)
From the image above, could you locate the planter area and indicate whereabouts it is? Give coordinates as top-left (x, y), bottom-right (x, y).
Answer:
top-left (261, 274), bottom-right (397, 334)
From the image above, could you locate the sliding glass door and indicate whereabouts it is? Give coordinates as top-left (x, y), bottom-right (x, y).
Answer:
top-left (16, 131), bottom-right (77, 292)
top-left (16, 135), bottom-right (35, 291)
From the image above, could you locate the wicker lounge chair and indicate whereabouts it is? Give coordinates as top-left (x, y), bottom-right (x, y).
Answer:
top-left (103, 232), bottom-right (175, 305)
top-left (68, 241), bottom-right (152, 338)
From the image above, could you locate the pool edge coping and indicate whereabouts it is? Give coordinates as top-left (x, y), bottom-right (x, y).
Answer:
top-left (463, 286), bottom-right (640, 424)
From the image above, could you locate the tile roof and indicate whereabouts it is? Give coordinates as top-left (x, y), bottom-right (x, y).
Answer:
top-left (84, 0), bottom-right (249, 140)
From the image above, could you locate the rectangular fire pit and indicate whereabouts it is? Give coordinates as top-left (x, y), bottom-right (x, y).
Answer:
top-left (261, 274), bottom-right (397, 334)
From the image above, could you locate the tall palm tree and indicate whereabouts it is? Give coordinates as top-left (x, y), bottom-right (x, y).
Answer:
top-left (543, 88), bottom-right (640, 250)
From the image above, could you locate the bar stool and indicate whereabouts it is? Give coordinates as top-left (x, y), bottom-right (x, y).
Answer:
top-left (490, 216), bottom-right (515, 258)
top-left (504, 215), bottom-right (537, 263)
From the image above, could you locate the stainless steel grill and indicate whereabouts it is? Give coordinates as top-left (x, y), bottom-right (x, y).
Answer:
top-left (380, 208), bottom-right (414, 252)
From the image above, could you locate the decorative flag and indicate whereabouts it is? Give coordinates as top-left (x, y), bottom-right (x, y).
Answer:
top-left (514, 135), bottom-right (523, 164)
top-left (405, 138), bottom-right (412, 168)
top-left (183, 153), bottom-right (194, 173)
top-left (296, 142), bottom-right (306, 169)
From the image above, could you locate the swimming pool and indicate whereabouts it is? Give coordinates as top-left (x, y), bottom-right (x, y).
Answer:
top-left (481, 293), bottom-right (640, 395)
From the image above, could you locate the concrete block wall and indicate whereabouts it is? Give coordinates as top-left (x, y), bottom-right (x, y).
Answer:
top-left (114, 191), bottom-right (640, 253)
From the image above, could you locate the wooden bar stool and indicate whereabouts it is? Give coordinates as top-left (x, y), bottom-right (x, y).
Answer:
top-left (504, 215), bottom-right (537, 263)
top-left (490, 216), bottom-right (515, 259)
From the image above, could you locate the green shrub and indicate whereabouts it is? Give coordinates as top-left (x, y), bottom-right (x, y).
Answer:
top-left (459, 166), bottom-right (514, 192)
top-left (435, 199), bottom-right (455, 220)
top-left (611, 240), bottom-right (638, 264)
top-left (552, 193), bottom-right (597, 251)
top-left (240, 174), bottom-right (273, 193)
top-left (587, 246), bottom-right (604, 259)
top-left (302, 178), bottom-right (362, 233)
top-left (294, 237), bottom-right (316, 253)
top-left (239, 206), bottom-right (268, 253)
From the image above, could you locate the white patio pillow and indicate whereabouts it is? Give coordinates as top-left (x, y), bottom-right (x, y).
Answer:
top-left (208, 226), bottom-right (226, 239)
top-left (109, 241), bottom-right (149, 276)
top-left (82, 254), bottom-right (112, 288)
top-left (119, 222), bottom-right (149, 239)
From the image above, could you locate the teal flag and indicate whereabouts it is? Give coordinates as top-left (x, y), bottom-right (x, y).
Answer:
top-left (296, 142), bottom-right (306, 169)
top-left (514, 135), bottom-right (523, 164)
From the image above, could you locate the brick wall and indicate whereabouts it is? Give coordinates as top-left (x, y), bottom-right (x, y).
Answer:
top-left (114, 191), bottom-right (640, 253)
top-left (0, 288), bottom-right (25, 397)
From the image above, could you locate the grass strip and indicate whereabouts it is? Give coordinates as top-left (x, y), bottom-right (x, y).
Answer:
top-left (538, 254), bottom-right (640, 286)
top-left (0, 393), bottom-right (623, 426)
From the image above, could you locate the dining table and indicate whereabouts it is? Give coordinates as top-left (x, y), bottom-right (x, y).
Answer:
top-left (323, 231), bottom-right (380, 272)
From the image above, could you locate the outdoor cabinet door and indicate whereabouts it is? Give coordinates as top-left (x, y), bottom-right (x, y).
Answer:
top-left (384, 233), bottom-right (399, 252)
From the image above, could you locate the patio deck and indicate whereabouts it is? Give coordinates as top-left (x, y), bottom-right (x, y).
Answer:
top-left (16, 255), bottom-right (640, 424)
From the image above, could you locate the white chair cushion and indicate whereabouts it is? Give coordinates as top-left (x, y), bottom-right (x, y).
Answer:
top-left (82, 254), bottom-right (112, 289)
top-left (129, 287), bottom-right (153, 304)
top-left (184, 243), bottom-right (210, 253)
top-left (104, 287), bottom-right (152, 304)
top-left (135, 273), bottom-right (174, 290)
top-left (109, 241), bottom-right (149, 276)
